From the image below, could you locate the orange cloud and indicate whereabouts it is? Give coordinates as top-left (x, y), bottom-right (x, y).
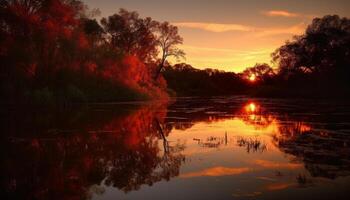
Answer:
top-left (174, 21), bottom-right (305, 36)
top-left (180, 166), bottom-right (250, 178)
top-left (265, 183), bottom-right (294, 191)
top-left (173, 22), bottom-right (254, 32)
top-left (254, 23), bottom-right (306, 37)
top-left (263, 10), bottom-right (300, 17)
top-left (254, 159), bottom-right (303, 169)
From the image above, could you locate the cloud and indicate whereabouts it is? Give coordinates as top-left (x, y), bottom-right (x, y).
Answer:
top-left (180, 166), bottom-right (250, 178)
top-left (174, 21), bottom-right (306, 37)
top-left (173, 22), bottom-right (254, 32)
top-left (262, 10), bottom-right (300, 17)
top-left (254, 159), bottom-right (303, 169)
top-left (254, 23), bottom-right (306, 37)
top-left (181, 45), bottom-right (239, 53)
top-left (181, 45), bottom-right (271, 57)
top-left (180, 45), bottom-right (273, 61)
top-left (265, 183), bottom-right (295, 191)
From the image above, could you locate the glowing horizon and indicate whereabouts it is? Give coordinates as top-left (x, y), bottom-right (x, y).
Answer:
top-left (83, 0), bottom-right (350, 72)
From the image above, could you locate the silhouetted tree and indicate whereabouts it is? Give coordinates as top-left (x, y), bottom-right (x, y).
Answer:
top-left (82, 18), bottom-right (104, 43)
top-left (155, 22), bottom-right (185, 79)
top-left (268, 15), bottom-right (350, 97)
top-left (100, 9), bottom-right (159, 63)
top-left (272, 15), bottom-right (350, 80)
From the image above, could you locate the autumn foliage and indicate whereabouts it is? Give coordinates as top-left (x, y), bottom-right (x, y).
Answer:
top-left (0, 0), bottom-right (179, 105)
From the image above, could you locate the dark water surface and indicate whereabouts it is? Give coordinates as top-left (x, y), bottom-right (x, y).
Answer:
top-left (1, 97), bottom-right (350, 200)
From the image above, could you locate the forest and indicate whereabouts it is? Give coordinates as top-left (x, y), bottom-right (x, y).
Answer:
top-left (1, 0), bottom-right (350, 106)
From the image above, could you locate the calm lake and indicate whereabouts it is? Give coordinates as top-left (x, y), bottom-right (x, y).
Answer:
top-left (2, 97), bottom-right (350, 200)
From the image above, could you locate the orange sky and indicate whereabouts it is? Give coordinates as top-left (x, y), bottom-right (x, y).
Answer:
top-left (84, 0), bottom-right (350, 72)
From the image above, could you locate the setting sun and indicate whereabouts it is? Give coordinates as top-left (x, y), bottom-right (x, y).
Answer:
top-left (249, 74), bottom-right (256, 82)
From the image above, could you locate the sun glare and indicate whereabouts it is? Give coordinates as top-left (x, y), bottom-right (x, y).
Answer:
top-left (249, 103), bottom-right (256, 112)
top-left (249, 74), bottom-right (256, 82)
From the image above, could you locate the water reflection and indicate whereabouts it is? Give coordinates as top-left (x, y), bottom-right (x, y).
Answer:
top-left (1, 103), bottom-right (184, 199)
top-left (1, 97), bottom-right (350, 199)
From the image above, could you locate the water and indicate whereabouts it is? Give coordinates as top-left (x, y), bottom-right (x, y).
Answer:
top-left (2, 97), bottom-right (350, 200)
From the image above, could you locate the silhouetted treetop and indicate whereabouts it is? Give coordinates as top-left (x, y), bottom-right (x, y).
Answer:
top-left (99, 9), bottom-right (185, 80)
top-left (155, 21), bottom-right (185, 79)
top-left (100, 8), bottom-right (159, 63)
top-left (272, 15), bottom-right (350, 78)
top-left (82, 18), bottom-right (103, 37)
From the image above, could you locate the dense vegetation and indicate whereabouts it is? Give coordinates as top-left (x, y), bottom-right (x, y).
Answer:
top-left (163, 63), bottom-right (249, 96)
top-left (270, 15), bottom-right (350, 97)
top-left (0, 0), bottom-right (183, 105)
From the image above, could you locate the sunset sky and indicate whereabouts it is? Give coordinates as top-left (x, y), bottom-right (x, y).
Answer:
top-left (83, 0), bottom-right (350, 72)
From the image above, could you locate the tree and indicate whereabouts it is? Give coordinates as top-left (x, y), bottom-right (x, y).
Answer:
top-left (100, 10), bottom-right (185, 81)
top-left (155, 21), bottom-right (185, 79)
top-left (100, 9), bottom-right (159, 63)
top-left (1, 4), bottom-right (171, 104)
top-left (82, 18), bottom-right (103, 41)
top-left (0, 0), bottom-right (85, 81)
top-left (272, 15), bottom-right (350, 79)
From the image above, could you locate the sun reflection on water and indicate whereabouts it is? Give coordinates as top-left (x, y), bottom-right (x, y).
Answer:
top-left (245, 102), bottom-right (257, 113)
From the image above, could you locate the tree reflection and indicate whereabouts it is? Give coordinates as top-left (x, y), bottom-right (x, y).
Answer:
top-left (272, 122), bottom-right (350, 179)
top-left (1, 103), bottom-right (184, 199)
